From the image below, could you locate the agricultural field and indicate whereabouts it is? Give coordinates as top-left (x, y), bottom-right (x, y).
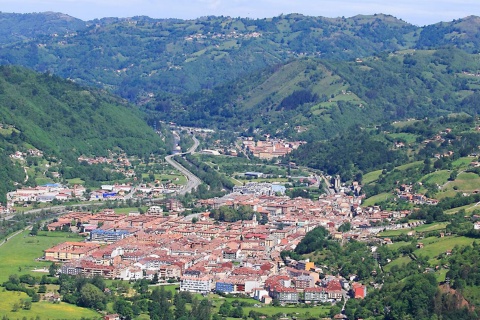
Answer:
top-left (0, 230), bottom-right (99, 319)
top-left (383, 255), bottom-right (412, 272)
top-left (414, 236), bottom-right (476, 260)
top-left (362, 169), bottom-right (382, 184)
top-left (0, 230), bottom-right (83, 283)
top-left (0, 291), bottom-right (100, 319)
top-left (362, 192), bottom-right (393, 206)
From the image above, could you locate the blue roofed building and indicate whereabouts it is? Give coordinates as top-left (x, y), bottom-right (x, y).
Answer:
top-left (89, 229), bottom-right (130, 243)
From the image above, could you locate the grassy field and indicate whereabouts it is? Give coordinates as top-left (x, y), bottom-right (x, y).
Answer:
top-left (387, 133), bottom-right (419, 144)
top-left (362, 192), bottom-right (393, 206)
top-left (0, 291), bottom-right (100, 319)
top-left (384, 255), bottom-right (412, 272)
top-left (363, 169), bottom-right (382, 184)
top-left (414, 236), bottom-right (475, 259)
top-left (446, 172), bottom-right (480, 192)
top-left (207, 294), bottom-right (330, 319)
top-left (113, 206), bottom-right (149, 214)
top-left (66, 178), bottom-right (85, 185)
top-left (0, 230), bottom-right (100, 319)
top-left (0, 230), bottom-right (83, 283)
top-left (451, 157), bottom-right (476, 168)
top-left (445, 202), bottom-right (480, 214)
top-left (422, 170), bottom-right (450, 185)
top-left (414, 222), bottom-right (448, 233)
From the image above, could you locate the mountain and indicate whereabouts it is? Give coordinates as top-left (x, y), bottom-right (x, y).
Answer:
top-left (158, 48), bottom-right (480, 140)
top-left (0, 12), bottom-right (86, 44)
top-left (0, 12), bottom-right (418, 101)
top-left (0, 65), bottom-right (165, 202)
top-left (0, 12), bottom-right (479, 139)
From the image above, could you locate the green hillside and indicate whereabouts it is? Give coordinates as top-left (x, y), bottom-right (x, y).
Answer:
top-left (0, 65), bottom-right (165, 202)
top-left (159, 48), bottom-right (480, 140)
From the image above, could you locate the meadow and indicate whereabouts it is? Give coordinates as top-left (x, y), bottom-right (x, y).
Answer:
top-left (0, 230), bottom-right (100, 319)
top-left (0, 230), bottom-right (83, 283)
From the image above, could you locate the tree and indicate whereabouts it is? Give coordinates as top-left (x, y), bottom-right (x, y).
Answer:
top-left (219, 300), bottom-right (232, 316)
top-left (38, 284), bottom-right (47, 293)
top-left (30, 223), bottom-right (39, 236)
top-left (48, 262), bottom-right (59, 277)
top-left (79, 283), bottom-right (106, 310)
top-left (151, 272), bottom-right (159, 284)
top-left (174, 293), bottom-right (187, 319)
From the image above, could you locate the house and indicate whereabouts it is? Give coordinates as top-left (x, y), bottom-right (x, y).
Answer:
top-left (352, 282), bottom-right (367, 299)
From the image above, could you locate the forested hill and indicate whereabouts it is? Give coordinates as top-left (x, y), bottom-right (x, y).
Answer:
top-left (0, 65), bottom-right (165, 202)
top-left (1, 11), bottom-right (479, 104)
top-left (0, 65), bottom-right (165, 161)
top-left (158, 48), bottom-right (480, 140)
top-left (0, 12), bottom-right (86, 44)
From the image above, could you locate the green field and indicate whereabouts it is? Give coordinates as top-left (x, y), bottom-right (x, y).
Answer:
top-left (387, 133), bottom-right (419, 144)
top-left (363, 169), bottom-right (382, 184)
top-left (444, 172), bottom-right (480, 193)
top-left (422, 170), bottom-right (450, 185)
top-left (414, 222), bottom-right (448, 233)
top-left (384, 255), bottom-right (412, 272)
top-left (113, 206), bottom-right (149, 214)
top-left (208, 294), bottom-right (330, 319)
top-left (414, 236), bottom-right (476, 259)
top-left (0, 230), bottom-right (83, 283)
top-left (0, 291), bottom-right (100, 319)
top-left (362, 192), bottom-right (393, 206)
top-left (0, 230), bottom-right (100, 319)
top-left (66, 178), bottom-right (85, 185)
top-left (451, 157), bottom-right (476, 168)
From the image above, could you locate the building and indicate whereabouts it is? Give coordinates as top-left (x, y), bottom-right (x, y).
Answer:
top-left (296, 259), bottom-right (315, 271)
top-left (272, 286), bottom-right (299, 303)
top-left (90, 229), bottom-right (130, 242)
top-left (180, 276), bottom-right (213, 294)
top-left (44, 242), bottom-right (101, 261)
top-left (304, 287), bottom-right (329, 303)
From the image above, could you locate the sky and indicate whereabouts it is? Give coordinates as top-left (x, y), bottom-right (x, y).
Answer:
top-left (0, 0), bottom-right (479, 26)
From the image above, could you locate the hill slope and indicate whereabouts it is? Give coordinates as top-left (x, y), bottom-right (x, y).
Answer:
top-left (0, 66), bottom-right (165, 202)
top-left (157, 48), bottom-right (480, 139)
top-left (0, 12), bottom-right (419, 101)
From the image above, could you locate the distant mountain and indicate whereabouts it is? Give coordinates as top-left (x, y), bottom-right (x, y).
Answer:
top-left (0, 12), bottom-right (479, 139)
top-left (0, 12), bottom-right (86, 44)
top-left (0, 12), bottom-right (419, 101)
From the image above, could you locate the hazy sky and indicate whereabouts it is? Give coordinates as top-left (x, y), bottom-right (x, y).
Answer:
top-left (1, 0), bottom-right (478, 26)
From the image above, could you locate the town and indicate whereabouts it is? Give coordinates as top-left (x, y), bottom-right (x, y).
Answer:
top-left (41, 183), bottom-right (423, 306)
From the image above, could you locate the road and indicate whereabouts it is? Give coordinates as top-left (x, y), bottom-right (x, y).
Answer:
top-left (165, 134), bottom-right (202, 195)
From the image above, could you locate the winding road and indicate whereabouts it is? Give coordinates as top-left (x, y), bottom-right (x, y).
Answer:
top-left (165, 134), bottom-right (202, 195)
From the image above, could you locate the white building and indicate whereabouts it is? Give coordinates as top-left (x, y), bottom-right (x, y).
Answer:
top-left (180, 276), bottom-right (213, 293)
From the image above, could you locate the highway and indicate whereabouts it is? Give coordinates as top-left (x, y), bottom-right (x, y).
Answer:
top-left (164, 134), bottom-right (202, 195)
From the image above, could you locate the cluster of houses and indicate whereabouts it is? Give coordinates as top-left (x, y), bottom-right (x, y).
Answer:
top-left (89, 183), bottom-right (181, 201)
top-left (7, 184), bottom-right (86, 204)
top-left (41, 189), bottom-right (421, 305)
top-left (10, 148), bottom-right (44, 160)
top-left (241, 137), bottom-right (305, 159)
top-left (78, 153), bottom-right (135, 178)
top-left (184, 31), bottom-right (262, 42)
top-left (395, 184), bottom-right (439, 205)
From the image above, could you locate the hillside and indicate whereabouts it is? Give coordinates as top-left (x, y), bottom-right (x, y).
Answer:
top-left (0, 66), bottom-right (165, 202)
top-left (158, 48), bottom-right (480, 140)
top-left (0, 12), bottom-right (86, 44)
top-left (0, 12), bottom-right (425, 102)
